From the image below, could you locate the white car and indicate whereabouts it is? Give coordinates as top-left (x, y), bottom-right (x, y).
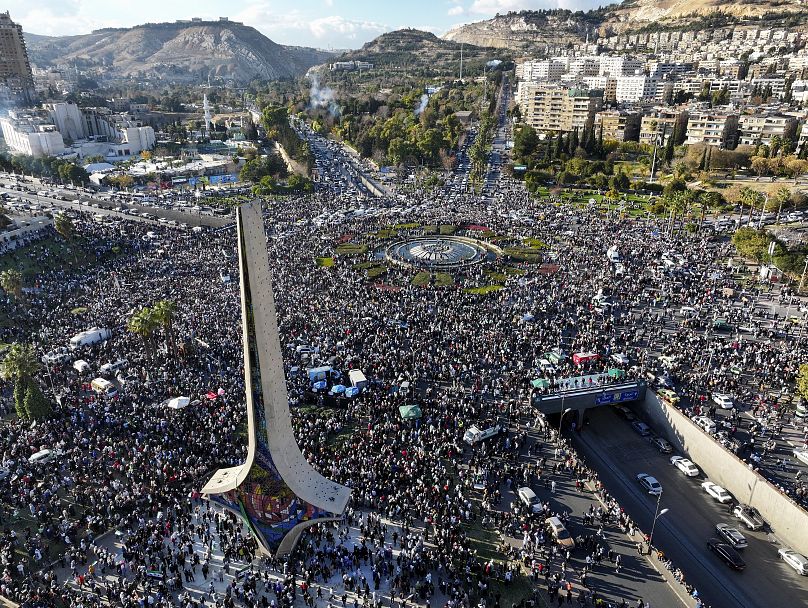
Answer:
top-left (778, 548), bottom-right (808, 576)
top-left (712, 394), bottom-right (735, 409)
top-left (693, 416), bottom-right (717, 434)
top-left (702, 481), bottom-right (733, 503)
top-left (670, 456), bottom-right (700, 477)
top-left (636, 473), bottom-right (663, 495)
top-left (793, 448), bottom-right (808, 466)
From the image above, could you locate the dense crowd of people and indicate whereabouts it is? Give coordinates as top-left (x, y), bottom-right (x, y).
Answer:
top-left (0, 133), bottom-right (805, 608)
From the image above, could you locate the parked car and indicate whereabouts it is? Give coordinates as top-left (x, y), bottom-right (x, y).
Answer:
top-left (712, 393), bottom-right (735, 410)
top-left (694, 416), bottom-right (717, 434)
top-left (637, 473), bottom-right (663, 495)
top-left (733, 504), bottom-right (765, 531)
top-left (545, 516), bottom-right (576, 548)
top-left (715, 524), bottom-right (747, 549)
top-left (778, 548), bottom-right (808, 576)
top-left (707, 537), bottom-right (746, 570)
top-left (632, 421), bottom-right (651, 436)
top-left (614, 405), bottom-right (636, 421)
top-left (657, 388), bottom-right (680, 405)
top-left (650, 436), bottom-right (673, 453)
top-left (702, 481), bottom-right (733, 503)
top-left (793, 448), bottom-right (808, 466)
top-left (670, 456), bottom-right (700, 477)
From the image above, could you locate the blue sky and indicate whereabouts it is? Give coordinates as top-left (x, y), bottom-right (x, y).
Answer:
top-left (12, 0), bottom-right (612, 48)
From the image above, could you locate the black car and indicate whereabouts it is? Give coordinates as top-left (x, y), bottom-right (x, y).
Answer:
top-left (707, 537), bottom-right (746, 571)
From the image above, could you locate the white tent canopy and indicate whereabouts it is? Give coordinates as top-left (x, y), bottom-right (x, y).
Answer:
top-left (166, 396), bottom-right (190, 410)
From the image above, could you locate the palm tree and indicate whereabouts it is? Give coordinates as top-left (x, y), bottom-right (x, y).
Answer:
top-left (0, 343), bottom-right (40, 419)
top-left (127, 307), bottom-right (159, 358)
top-left (0, 269), bottom-right (22, 300)
top-left (152, 299), bottom-right (178, 357)
top-left (54, 213), bottom-right (74, 241)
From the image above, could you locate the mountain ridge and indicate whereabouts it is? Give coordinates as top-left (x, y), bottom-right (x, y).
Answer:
top-left (443, 0), bottom-right (808, 52)
top-left (24, 20), bottom-right (334, 83)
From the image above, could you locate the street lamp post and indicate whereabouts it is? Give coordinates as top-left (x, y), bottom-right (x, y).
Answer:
top-left (557, 406), bottom-right (573, 444)
top-left (648, 493), bottom-right (669, 555)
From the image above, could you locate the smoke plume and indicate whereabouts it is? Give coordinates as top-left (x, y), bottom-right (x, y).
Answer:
top-left (414, 94), bottom-right (429, 116)
top-left (308, 74), bottom-right (340, 118)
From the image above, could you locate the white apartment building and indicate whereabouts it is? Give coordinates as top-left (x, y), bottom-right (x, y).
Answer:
top-left (518, 59), bottom-right (568, 82)
top-left (791, 80), bottom-right (808, 104)
top-left (737, 114), bottom-right (796, 147)
top-left (0, 111), bottom-right (64, 156)
top-left (615, 75), bottom-right (652, 102)
top-left (686, 111), bottom-right (739, 148)
top-left (599, 55), bottom-right (643, 77)
top-left (751, 76), bottom-right (787, 99)
top-left (517, 82), bottom-right (602, 132)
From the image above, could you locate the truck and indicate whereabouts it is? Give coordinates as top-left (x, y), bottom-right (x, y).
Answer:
top-left (463, 423), bottom-right (504, 446)
top-left (733, 504), bottom-right (766, 531)
top-left (348, 369), bottom-right (368, 390)
top-left (69, 328), bottom-right (111, 350)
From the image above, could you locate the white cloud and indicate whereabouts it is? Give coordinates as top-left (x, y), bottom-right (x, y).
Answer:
top-left (233, 3), bottom-right (389, 47)
top-left (309, 15), bottom-right (389, 40)
top-left (448, 5), bottom-right (465, 16)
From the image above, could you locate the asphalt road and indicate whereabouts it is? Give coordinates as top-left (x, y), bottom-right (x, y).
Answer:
top-left (573, 406), bottom-right (808, 608)
top-left (2, 184), bottom-right (232, 228)
top-left (473, 414), bottom-right (686, 607)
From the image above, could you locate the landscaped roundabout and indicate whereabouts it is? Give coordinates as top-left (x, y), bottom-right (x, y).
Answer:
top-left (385, 235), bottom-right (498, 269)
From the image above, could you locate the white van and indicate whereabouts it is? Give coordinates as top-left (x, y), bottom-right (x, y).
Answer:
top-left (91, 377), bottom-right (118, 397)
top-left (70, 328), bottom-right (111, 350)
top-left (348, 369), bottom-right (368, 390)
top-left (28, 449), bottom-right (56, 465)
top-left (517, 487), bottom-right (543, 514)
top-left (72, 359), bottom-right (91, 374)
top-left (99, 359), bottom-right (128, 375)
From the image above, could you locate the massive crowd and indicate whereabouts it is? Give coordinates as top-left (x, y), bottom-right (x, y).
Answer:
top-left (0, 145), bottom-right (805, 608)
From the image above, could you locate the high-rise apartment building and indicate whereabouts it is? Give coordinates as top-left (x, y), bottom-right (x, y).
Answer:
top-left (0, 12), bottom-right (34, 105)
top-left (517, 83), bottom-right (602, 133)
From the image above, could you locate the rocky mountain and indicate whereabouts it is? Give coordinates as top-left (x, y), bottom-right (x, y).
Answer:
top-left (24, 20), bottom-right (333, 83)
top-left (443, 10), bottom-right (603, 52)
top-left (443, 1), bottom-right (808, 52)
top-left (603, 0), bottom-right (808, 33)
top-left (332, 29), bottom-right (504, 76)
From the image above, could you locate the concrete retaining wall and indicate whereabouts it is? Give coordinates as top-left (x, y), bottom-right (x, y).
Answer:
top-left (638, 392), bottom-right (808, 555)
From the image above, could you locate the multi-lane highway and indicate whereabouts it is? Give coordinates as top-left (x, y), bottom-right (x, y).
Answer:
top-left (574, 406), bottom-right (808, 608)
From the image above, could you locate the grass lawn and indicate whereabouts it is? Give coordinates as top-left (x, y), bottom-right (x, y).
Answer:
top-left (0, 237), bottom-right (83, 279)
top-left (412, 272), bottom-right (431, 287)
top-left (335, 243), bottom-right (368, 256)
top-left (464, 285), bottom-right (504, 295)
top-left (503, 247), bottom-right (543, 263)
top-left (523, 238), bottom-right (547, 249)
top-left (483, 269), bottom-right (508, 283)
top-left (366, 265), bottom-right (388, 279)
top-left (374, 228), bottom-right (398, 239)
top-left (70, 306), bottom-right (88, 315)
top-left (504, 266), bottom-right (527, 276)
top-left (439, 224), bottom-right (456, 235)
top-left (412, 272), bottom-right (454, 287)
top-left (392, 222), bottom-right (421, 230)
top-left (434, 272), bottom-right (454, 287)
top-left (315, 257), bottom-right (335, 267)
top-left (422, 225), bottom-right (438, 235)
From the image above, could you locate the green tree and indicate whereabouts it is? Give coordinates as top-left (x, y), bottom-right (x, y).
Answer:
top-left (797, 363), bottom-right (808, 401)
top-left (127, 307), bottom-right (159, 358)
top-left (0, 343), bottom-right (41, 420)
top-left (23, 383), bottom-right (50, 420)
top-left (152, 299), bottom-right (177, 357)
top-left (513, 125), bottom-right (539, 160)
top-left (0, 269), bottom-right (22, 300)
top-left (252, 175), bottom-right (277, 196)
top-left (54, 213), bottom-right (74, 241)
